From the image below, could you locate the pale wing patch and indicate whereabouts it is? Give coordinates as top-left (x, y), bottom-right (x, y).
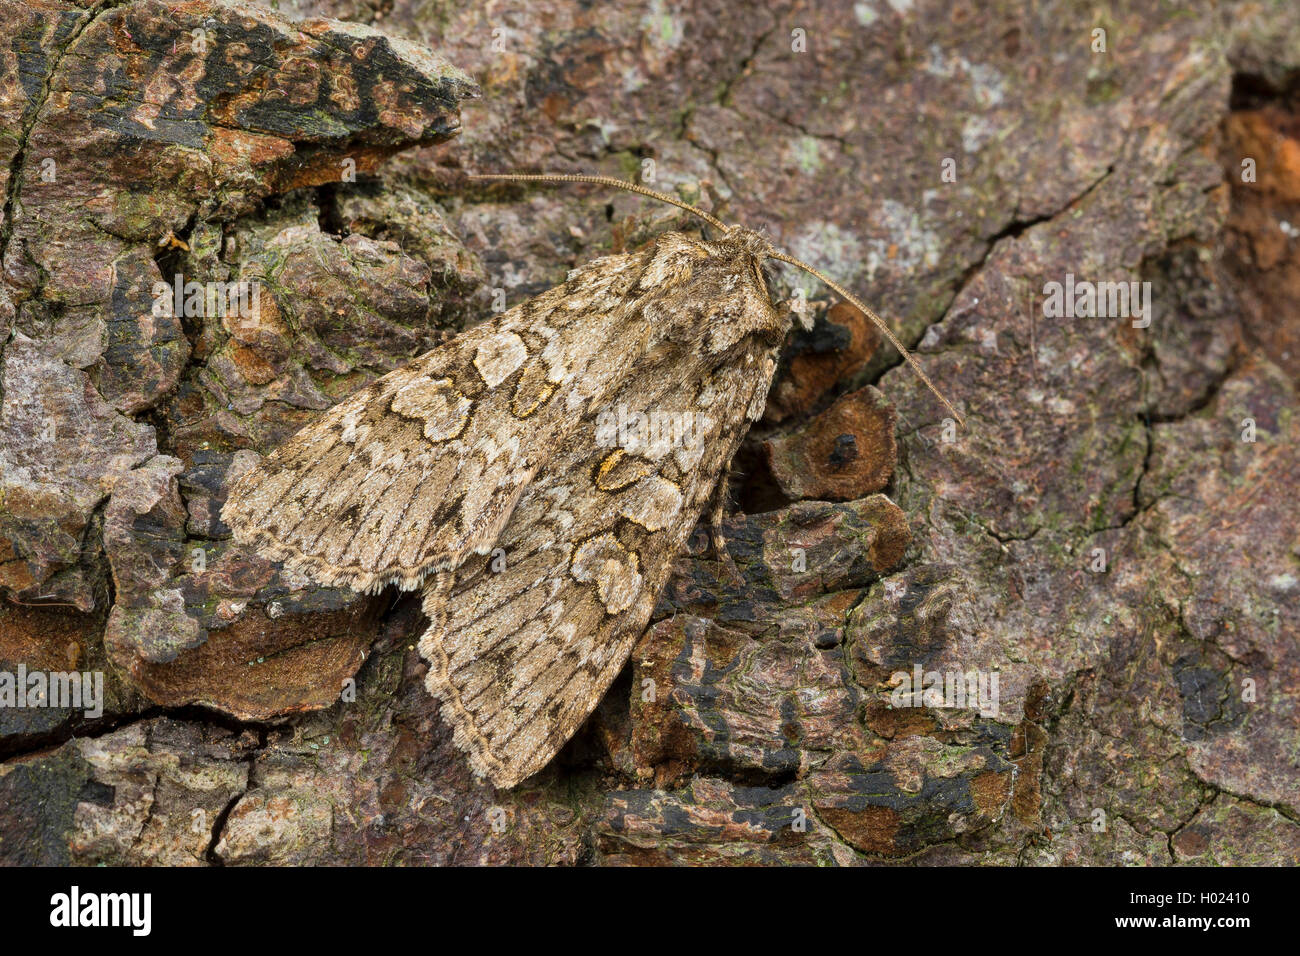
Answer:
top-left (571, 533), bottom-right (642, 613)
top-left (473, 332), bottom-right (529, 388)
top-left (390, 377), bottom-right (472, 442)
top-left (618, 475), bottom-right (683, 532)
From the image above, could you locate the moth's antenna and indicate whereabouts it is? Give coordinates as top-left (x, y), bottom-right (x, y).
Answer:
top-left (768, 249), bottom-right (965, 427)
top-left (471, 172), bottom-right (962, 425)
top-left (469, 172), bottom-right (729, 233)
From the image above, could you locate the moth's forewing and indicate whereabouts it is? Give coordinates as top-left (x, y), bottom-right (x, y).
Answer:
top-left (221, 254), bottom-right (642, 593)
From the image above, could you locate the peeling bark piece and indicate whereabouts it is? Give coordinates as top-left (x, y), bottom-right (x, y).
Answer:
top-left (764, 385), bottom-right (897, 501)
top-left (212, 770), bottom-right (334, 866)
top-left (763, 302), bottom-right (880, 424)
top-left (104, 594), bottom-right (377, 721)
top-left (178, 450), bottom-right (247, 538)
top-left (103, 455), bottom-right (187, 606)
top-left (100, 454), bottom-right (205, 668)
top-left (5, 0), bottom-right (476, 265)
top-left (335, 178), bottom-right (486, 327)
top-left (629, 496), bottom-right (916, 799)
top-left (809, 742), bottom-right (1014, 858)
top-left (89, 249), bottom-right (191, 415)
top-left (0, 0), bottom-right (477, 607)
top-left (100, 454), bottom-right (377, 718)
top-left (259, 228), bottom-right (433, 378)
top-left (103, 602), bottom-right (205, 667)
top-left (0, 719), bottom-right (252, 865)
top-left (632, 597), bottom-right (867, 788)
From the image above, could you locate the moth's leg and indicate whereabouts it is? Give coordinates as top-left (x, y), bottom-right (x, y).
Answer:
top-left (707, 472), bottom-right (729, 556)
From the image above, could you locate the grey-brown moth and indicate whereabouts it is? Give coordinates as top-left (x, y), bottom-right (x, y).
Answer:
top-left (221, 173), bottom-right (960, 788)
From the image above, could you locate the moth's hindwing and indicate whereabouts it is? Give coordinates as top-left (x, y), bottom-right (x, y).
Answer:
top-left (419, 344), bottom-right (779, 788)
top-left (220, 251), bottom-right (648, 593)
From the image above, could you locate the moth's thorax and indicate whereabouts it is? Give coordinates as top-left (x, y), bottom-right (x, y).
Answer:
top-left (712, 225), bottom-right (776, 259)
top-left (640, 228), bottom-right (790, 354)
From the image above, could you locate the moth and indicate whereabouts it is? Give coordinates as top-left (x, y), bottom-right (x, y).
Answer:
top-left (222, 173), bottom-right (960, 788)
